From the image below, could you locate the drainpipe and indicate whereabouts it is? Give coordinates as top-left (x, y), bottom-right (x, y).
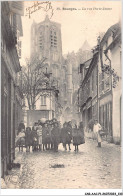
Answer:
top-left (104, 48), bottom-right (113, 139)
top-left (104, 49), bottom-right (113, 92)
top-left (77, 87), bottom-right (81, 121)
top-left (104, 50), bottom-right (111, 67)
top-left (97, 37), bottom-right (101, 123)
top-left (97, 60), bottom-right (99, 122)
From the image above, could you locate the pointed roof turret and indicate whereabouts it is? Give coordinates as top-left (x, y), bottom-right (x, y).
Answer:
top-left (81, 40), bottom-right (91, 51)
top-left (45, 14), bottom-right (50, 22)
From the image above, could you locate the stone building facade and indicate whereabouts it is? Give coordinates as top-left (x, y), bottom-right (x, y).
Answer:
top-left (79, 53), bottom-right (98, 128)
top-left (79, 22), bottom-right (121, 144)
top-left (1, 1), bottom-right (24, 177)
top-left (98, 22), bottom-right (121, 144)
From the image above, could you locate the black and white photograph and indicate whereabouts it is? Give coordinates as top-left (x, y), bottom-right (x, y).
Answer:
top-left (0, 0), bottom-right (122, 194)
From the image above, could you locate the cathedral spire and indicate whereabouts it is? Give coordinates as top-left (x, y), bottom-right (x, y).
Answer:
top-left (81, 40), bottom-right (91, 51)
top-left (45, 14), bottom-right (50, 22)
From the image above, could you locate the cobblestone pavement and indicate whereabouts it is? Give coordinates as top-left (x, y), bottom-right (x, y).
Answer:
top-left (17, 138), bottom-right (121, 189)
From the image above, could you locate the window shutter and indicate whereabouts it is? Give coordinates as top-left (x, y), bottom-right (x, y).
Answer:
top-left (99, 83), bottom-right (102, 94)
top-left (99, 73), bottom-right (102, 83)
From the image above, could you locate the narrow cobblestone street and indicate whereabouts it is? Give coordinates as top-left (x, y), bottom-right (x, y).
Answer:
top-left (14, 138), bottom-right (121, 189)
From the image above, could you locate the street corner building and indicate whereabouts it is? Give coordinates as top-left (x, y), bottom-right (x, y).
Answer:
top-left (1, 1), bottom-right (24, 178)
top-left (79, 22), bottom-right (121, 145)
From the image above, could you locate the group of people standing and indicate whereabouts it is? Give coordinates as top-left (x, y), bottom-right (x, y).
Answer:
top-left (16, 118), bottom-right (103, 153)
top-left (16, 118), bottom-right (85, 152)
top-left (61, 121), bottom-right (85, 151)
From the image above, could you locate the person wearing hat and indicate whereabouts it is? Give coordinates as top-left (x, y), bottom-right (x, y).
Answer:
top-left (93, 119), bottom-right (102, 147)
top-left (37, 124), bottom-right (43, 151)
top-left (51, 122), bottom-right (61, 152)
top-left (78, 121), bottom-right (85, 146)
top-left (46, 120), bottom-right (50, 125)
top-left (72, 124), bottom-right (80, 152)
top-left (17, 120), bottom-right (25, 135)
top-left (42, 123), bottom-right (49, 150)
top-left (45, 123), bottom-right (51, 150)
top-left (32, 125), bottom-right (38, 151)
top-left (52, 118), bottom-right (57, 123)
top-left (50, 123), bottom-right (54, 149)
top-left (32, 122), bottom-right (38, 133)
top-left (25, 127), bottom-right (32, 152)
top-left (61, 122), bottom-right (67, 150)
top-left (17, 128), bottom-right (25, 152)
top-left (49, 120), bottom-right (52, 125)
top-left (61, 122), bottom-right (72, 151)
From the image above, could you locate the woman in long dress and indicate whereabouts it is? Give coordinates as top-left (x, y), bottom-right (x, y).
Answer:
top-left (61, 122), bottom-right (72, 151)
top-left (37, 124), bottom-right (43, 151)
top-left (50, 124), bottom-right (54, 150)
top-left (45, 124), bottom-right (51, 150)
top-left (72, 124), bottom-right (79, 151)
top-left (17, 129), bottom-right (25, 152)
top-left (72, 122), bottom-right (85, 151)
top-left (42, 123), bottom-right (47, 151)
top-left (51, 122), bottom-right (61, 152)
top-left (25, 127), bottom-right (32, 152)
top-left (32, 126), bottom-right (38, 151)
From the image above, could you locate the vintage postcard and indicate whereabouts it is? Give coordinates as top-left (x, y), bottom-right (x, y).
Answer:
top-left (0, 0), bottom-right (122, 195)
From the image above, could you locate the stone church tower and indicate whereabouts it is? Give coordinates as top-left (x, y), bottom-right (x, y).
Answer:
top-left (30, 15), bottom-right (65, 121)
top-left (30, 15), bottom-right (62, 78)
top-left (30, 15), bottom-right (81, 123)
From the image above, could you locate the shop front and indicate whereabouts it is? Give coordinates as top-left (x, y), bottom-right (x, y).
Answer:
top-left (99, 94), bottom-right (112, 137)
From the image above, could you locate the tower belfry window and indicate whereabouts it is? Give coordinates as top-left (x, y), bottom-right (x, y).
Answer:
top-left (39, 31), bottom-right (43, 50)
top-left (50, 27), bottom-right (57, 48)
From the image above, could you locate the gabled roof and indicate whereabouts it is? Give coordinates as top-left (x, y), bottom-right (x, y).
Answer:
top-left (80, 57), bottom-right (93, 66)
top-left (81, 52), bottom-right (98, 86)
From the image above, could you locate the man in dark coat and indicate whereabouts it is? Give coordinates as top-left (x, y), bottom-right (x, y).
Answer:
top-left (61, 122), bottom-right (72, 150)
top-left (72, 122), bottom-right (85, 151)
top-left (45, 124), bottom-right (51, 150)
top-left (42, 123), bottom-right (48, 151)
top-left (50, 123), bottom-right (54, 149)
top-left (67, 122), bottom-right (72, 150)
top-left (51, 122), bottom-right (61, 152)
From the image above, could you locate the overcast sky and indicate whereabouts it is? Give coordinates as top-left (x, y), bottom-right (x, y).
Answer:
top-left (21, 1), bottom-right (121, 65)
